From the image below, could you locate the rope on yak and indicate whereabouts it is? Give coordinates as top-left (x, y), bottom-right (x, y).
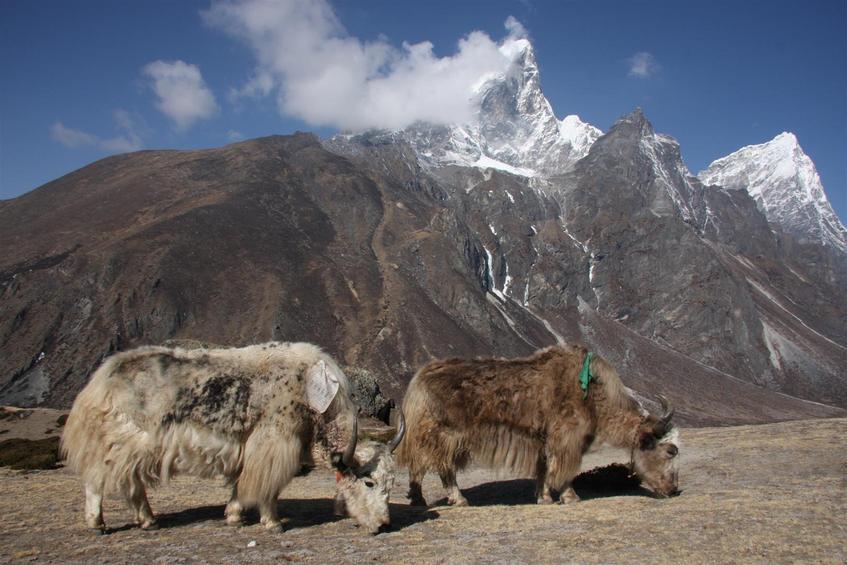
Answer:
top-left (579, 351), bottom-right (594, 399)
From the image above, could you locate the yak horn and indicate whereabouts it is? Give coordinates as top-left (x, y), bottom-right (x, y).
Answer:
top-left (657, 394), bottom-right (674, 425)
top-left (342, 415), bottom-right (358, 468)
top-left (388, 409), bottom-right (406, 453)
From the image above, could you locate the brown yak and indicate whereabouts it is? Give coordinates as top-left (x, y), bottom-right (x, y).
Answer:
top-left (396, 344), bottom-right (679, 506)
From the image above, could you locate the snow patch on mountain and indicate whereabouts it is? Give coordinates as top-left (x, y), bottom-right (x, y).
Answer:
top-left (699, 133), bottom-right (846, 252)
top-left (474, 155), bottom-right (536, 177)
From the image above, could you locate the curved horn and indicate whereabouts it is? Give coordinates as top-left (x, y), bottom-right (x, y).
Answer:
top-left (342, 415), bottom-right (358, 468)
top-left (657, 394), bottom-right (674, 425)
top-left (388, 408), bottom-right (406, 453)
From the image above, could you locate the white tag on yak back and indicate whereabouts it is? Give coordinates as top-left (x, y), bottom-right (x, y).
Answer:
top-left (305, 360), bottom-right (340, 413)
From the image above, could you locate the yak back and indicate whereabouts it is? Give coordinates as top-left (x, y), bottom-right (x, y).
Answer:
top-left (79, 342), bottom-right (348, 439)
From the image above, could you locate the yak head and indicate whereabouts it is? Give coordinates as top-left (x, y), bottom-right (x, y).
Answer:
top-left (631, 395), bottom-right (680, 498)
top-left (331, 411), bottom-right (406, 534)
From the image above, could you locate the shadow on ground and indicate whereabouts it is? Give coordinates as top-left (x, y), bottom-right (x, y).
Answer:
top-left (431, 477), bottom-right (653, 507)
top-left (107, 499), bottom-right (439, 534)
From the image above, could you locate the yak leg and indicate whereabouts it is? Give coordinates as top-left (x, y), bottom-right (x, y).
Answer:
top-left (84, 481), bottom-right (106, 532)
top-left (439, 469), bottom-right (468, 507)
top-left (333, 492), bottom-right (347, 517)
top-left (545, 424), bottom-right (590, 505)
top-left (130, 491), bottom-right (157, 530)
top-left (259, 495), bottom-right (282, 531)
top-left (542, 455), bottom-right (581, 504)
top-left (408, 467), bottom-right (428, 507)
top-left (535, 454), bottom-right (555, 504)
top-left (225, 485), bottom-right (244, 525)
top-left (240, 428), bottom-right (300, 532)
top-left (127, 473), bottom-right (157, 530)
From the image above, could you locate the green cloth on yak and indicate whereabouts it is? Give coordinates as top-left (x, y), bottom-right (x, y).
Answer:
top-left (579, 351), bottom-right (594, 399)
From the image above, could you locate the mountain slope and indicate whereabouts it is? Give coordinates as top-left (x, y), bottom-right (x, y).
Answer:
top-left (1, 131), bottom-right (844, 423)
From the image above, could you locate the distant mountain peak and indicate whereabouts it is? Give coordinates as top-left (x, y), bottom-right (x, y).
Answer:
top-left (606, 107), bottom-right (654, 138)
top-left (582, 109), bottom-right (698, 221)
top-left (699, 133), bottom-right (847, 251)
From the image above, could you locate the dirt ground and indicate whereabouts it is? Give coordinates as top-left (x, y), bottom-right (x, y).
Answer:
top-left (0, 417), bottom-right (845, 564)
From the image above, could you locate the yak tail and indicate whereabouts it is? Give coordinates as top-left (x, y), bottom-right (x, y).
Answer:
top-left (394, 375), bottom-right (430, 469)
top-left (61, 355), bottom-right (160, 495)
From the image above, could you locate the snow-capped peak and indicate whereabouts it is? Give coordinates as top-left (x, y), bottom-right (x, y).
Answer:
top-left (698, 133), bottom-right (847, 251)
top-left (372, 38), bottom-right (602, 178)
top-left (559, 115), bottom-right (603, 158)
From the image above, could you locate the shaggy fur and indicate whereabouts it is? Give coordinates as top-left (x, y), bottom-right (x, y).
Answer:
top-left (397, 344), bottom-right (680, 506)
top-left (61, 341), bottom-right (399, 533)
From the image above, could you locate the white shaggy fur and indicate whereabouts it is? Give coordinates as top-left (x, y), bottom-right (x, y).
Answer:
top-left (61, 341), bottom-right (397, 533)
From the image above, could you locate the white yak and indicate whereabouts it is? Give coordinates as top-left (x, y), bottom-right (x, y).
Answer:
top-left (62, 341), bottom-right (404, 534)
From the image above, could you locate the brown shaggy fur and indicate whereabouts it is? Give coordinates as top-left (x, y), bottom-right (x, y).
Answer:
top-left (397, 344), bottom-right (679, 505)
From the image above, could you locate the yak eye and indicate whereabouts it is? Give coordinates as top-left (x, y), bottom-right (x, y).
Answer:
top-left (363, 479), bottom-right (375, 488)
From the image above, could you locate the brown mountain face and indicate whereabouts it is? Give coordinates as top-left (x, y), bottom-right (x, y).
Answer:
top-left (1, 123), bottom-right (845, 426)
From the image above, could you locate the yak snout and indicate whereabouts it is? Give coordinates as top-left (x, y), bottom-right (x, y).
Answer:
top-left (371, 520), bottom-right (392, 535)
top-left (650, 470), bottom-right (680, 498)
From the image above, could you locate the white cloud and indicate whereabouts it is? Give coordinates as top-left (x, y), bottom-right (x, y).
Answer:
top-left (227, 129), bottom-right (245, 141)
top-left (628, 52), bottom-right (659, 78)
top-left (229, 71), bottom-right (274, 102)
top-left (143, 60), bottom-right (219, 130)
top-left (50, 123), bottom-right (98, 148)
top-left (100, 109), bottom-right (144, 152)
top-left (504, 15), bottom-right (528, 39)
top-left (203, 0), bottom-right (527, 132)
top-left (50, 110), bottom-right (144, 153)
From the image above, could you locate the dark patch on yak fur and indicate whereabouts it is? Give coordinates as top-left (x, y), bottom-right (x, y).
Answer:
top-left (162, 374), bottom-right (252, 432)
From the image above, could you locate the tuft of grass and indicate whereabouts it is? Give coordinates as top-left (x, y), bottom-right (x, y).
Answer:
top-left (0, 436), bottom-right (61, 470)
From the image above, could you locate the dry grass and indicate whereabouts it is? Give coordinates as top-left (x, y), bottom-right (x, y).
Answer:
top-left (0, 437), bottom-right (60, 470)
top-left (0, 418), bottom-right (844, 563)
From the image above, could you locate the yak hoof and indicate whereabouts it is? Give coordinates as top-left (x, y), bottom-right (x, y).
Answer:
top-left (90, 526), bottom-right (107, 536)
top-left (559, 489), bottom-right (580, 504)
top-left (140, 521), bottom-right (159, 531)
top-left (408, 495), bottom-right (428, 507)
top-left (537, 496), bottom-right (555, 505)
top-left (448, 497), bottom-right (469, 507)
top-left (262, 520), bottom-right (283, 532)
top-left (225, 515), bottom-right (243, 526)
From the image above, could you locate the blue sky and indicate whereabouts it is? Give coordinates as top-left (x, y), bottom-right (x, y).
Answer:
top-left (2, 0), bottom-right (845, 222)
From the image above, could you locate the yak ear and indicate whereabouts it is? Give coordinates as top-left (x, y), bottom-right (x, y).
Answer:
top-left (648, 416), bottom-right (672, 440)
